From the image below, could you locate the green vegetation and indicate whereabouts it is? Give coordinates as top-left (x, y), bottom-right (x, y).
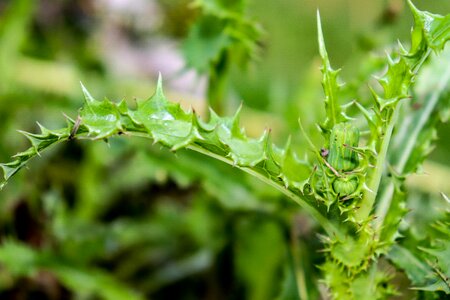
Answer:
top-left (0, 0), bottom-right (449, 299)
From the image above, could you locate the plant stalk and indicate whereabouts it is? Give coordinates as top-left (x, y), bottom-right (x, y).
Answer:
top-left (374, 61), bottom-right (450, 230)
top-left (186, 144), bottom-right (342, 238)
top-left (355, 106), bottom-right (401, 223)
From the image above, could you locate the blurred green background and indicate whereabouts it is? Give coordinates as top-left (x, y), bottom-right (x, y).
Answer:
top-left (0, 0), bottom-right (449, 299)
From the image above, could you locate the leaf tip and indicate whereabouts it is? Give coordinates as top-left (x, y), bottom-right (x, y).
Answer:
top-left (440, 192), bottom-right (449, 203)
top-left (208, 107), bottom-right (219, 121)
top-left (317, 10), bottom-right (327, 59)
top-left (406, 0), bottom-right (418, 13)
top-left (80, 82), bottom-right (95, 103)
top-left (232, 103), bottom-right (243, 122)
top-left (0, 181), bottom-right (6, 190)
top-left (156, 73), bottom-right (164, 97)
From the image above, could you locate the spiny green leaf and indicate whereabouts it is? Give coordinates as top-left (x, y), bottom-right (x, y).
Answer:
top-left (388, 195), bottom-right (450, 294)
top-left (321, 260), bottom-right (396, 300)
top-left (375, 47), bottom-right (450, 245)
top-left (356, 3), bottom-right (450, 223)
top-left (408, 0), bottom-right (450, 55)
top-left (388, 243), bottom-right (450, 294)
top-left (318, 6), bottom-right (450, 294)
top-left (0, 124), bottom-right (71, 186)
top-left (392, 48), bottom-right (450, 174)
top-left (0, 79), bottom-right (341, 237)
top-left (80, 81), bottom-right (96, 103)
top-left (127, 81), bottom-right (197, 148)
top-left (1, 6), bottom-right (449, 299)
top-left (353, 100), bottom-right (380, 152)
top-left (317, 11), bottom-right (346, 135)
top-left (375, 55), bottom-right (412, 106)
top-left (278, 137), bottom-right (310, 190)
top-left (349, 270), bottom-right (397, 300)
top-left (80, 85), bottom-right (122, 139)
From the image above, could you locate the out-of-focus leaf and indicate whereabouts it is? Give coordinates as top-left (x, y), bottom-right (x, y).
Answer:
top-left (0, 0), bottom-right (35, 91)
top-left (234, 218), bottom-right (285, 300)
top-left (182, 16), bottom-right (231, 73)
top-left (0, 240), bottom-right (144, 300)
top-left (388, 195), bottom-right (450, 294)
top-left (388, 243), bottom-right (450, 294)
top-left (183, 0), bottom-right (260, 73)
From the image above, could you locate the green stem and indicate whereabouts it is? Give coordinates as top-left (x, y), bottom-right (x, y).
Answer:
top-left (355, 106), bottom-right (401, 223)
top-left (374, 59), bottom-right (450, 230)
top-left (355, 47), bottom-right (433, 223)
top-left (186, 144), bottom-right (342, 238)
top-left (290, 237), bottom-right (309, 300)
top-left (123, 131), bottom-right (340, 237)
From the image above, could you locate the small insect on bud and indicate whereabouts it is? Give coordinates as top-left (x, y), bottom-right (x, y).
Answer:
top-left (327, 123), bottom-right (360, 172)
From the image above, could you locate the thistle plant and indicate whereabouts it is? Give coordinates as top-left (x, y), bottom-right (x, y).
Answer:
top-left (1, 1), bottom-right (449, 299)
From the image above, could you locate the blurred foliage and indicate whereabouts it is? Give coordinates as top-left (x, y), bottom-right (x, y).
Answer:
top-left (182, 0), bottom-right (262, 114)
top-left (0, 0), bottom-right (449, 299)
